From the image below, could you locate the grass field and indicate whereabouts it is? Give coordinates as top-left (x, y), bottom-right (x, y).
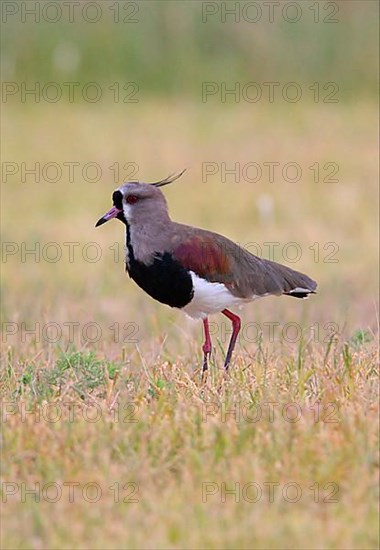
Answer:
top-left (1, 98), bottom-right (378, 549)
top-left (1, 1), bottom-right (379, 547)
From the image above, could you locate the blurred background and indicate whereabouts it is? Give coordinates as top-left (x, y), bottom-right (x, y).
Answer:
top-left (1, 3), bottom-right (379, 549)
top-left (1, 0), bottom-right (378, 358)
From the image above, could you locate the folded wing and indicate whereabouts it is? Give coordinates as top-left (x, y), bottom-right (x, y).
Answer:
top-left (172, 227), bottom-right (317, 300)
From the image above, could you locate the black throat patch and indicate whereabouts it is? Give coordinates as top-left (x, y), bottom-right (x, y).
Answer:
top-left (125, 227), bottom-right (194, 309)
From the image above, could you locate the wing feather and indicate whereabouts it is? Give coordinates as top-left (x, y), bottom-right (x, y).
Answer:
top-left (171, 225), bottom-right (317, 299)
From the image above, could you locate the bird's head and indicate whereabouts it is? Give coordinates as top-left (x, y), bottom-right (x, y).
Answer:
top-left (95, 170), bottom-right (185, 227)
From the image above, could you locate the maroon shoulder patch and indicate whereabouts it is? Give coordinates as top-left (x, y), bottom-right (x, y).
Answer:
top-left (173, 236), bottom-right (232, 282)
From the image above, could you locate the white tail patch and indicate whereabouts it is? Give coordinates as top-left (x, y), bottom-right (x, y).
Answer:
top-left (286, 287), bottom-right (315, 299)
top-left (288, 287), bottom-right (313, 294)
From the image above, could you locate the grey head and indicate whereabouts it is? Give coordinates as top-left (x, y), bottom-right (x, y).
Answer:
top-left (95, 170), bottom-right (186, 227)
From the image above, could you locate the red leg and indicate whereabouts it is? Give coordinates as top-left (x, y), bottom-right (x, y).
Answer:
top-left (202, 317), bottom-right (212, 373)
top-left (221, 309), bottom-right (241, 370)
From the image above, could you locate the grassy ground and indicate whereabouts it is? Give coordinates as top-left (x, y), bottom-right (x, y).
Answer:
top-left (1, 99), bottom-right (379, 549)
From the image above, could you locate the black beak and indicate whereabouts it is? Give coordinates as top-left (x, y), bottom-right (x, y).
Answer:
top-left (95, 217), bottom-right (108, 227)
top-left (95, 206), bottom-right (122, 228)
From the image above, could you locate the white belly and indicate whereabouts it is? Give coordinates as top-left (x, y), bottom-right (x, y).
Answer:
top-left (182, 272), bottom-right (253, 320)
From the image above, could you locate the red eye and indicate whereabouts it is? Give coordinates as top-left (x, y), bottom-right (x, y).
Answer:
top-left (126, 195), bottom-right (138, 204)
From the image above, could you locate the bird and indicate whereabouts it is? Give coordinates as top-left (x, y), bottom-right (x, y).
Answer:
top-left (96, 170), bottom-right (317, 374)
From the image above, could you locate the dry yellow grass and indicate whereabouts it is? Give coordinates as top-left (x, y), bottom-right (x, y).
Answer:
top-left (1, 100), bottom-right (379, 549)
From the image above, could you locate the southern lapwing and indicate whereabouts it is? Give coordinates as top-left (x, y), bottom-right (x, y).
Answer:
top-left (96, 171), bottom-right (317, 373)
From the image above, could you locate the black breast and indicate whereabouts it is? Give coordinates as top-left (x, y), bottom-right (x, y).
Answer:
top-left (126, 234), bottom-right (194, 309)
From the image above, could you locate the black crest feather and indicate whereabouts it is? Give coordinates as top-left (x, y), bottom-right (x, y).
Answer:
top-left (150, 169), bottom-right (186, 188)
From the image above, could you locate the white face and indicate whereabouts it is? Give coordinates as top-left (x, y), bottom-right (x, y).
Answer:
top-left (122, 201), bottom-right (133, 222)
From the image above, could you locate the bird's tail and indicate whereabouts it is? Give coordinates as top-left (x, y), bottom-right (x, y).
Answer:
top-left (263, 258), bottom-right (317, 299)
